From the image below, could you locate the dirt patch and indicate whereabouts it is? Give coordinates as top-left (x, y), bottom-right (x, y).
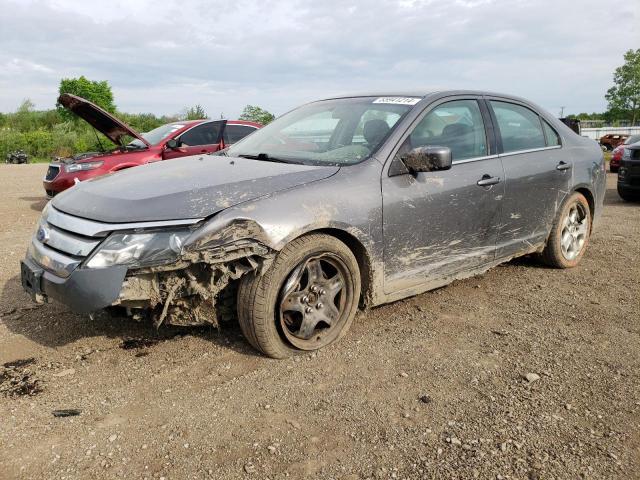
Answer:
top-left (0, 164), bottom-right (638, 479)
top-left (0, 357), bottom-right (42, 397)
top-left (119, 337), bottom-right (160, 350)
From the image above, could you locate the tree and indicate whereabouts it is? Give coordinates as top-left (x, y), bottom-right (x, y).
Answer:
top-left (56, 76), bottom-right (116, 121)
top-left (183, 104), bottom-right (207, 120)
top-left (239, 105), bottom-right (275, 125)
top-left (605, 49), bottom-right (640, 125)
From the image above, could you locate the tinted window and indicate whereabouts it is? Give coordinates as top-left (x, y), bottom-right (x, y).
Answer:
top-left (490, 101), bottom-right (545, 153)
top-left (223, 124), bottom-right (257, 145)
top-left (180, 122), bottom-right (223, 146)
top-left (403, 99), bottom-right (487, 161)
top-left (542, 120), bottom-right (561, 146)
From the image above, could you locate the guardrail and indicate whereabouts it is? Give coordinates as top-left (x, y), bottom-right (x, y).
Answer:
top-left (581, 126), bottom-right (640, 140)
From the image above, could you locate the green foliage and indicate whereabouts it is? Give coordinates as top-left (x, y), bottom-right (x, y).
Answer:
top-left (0, 103), bottom-right (177, 162)
top-left (183, 105), bottom-right (207, 120)
top-left (119, 112), bottom-right (179, 134)
top-left (56, 76), bottom-right (117, 122)
top-left (239, 105), bottom-right (275, 125)
top-left (605, 49), bottom-right (640, 125)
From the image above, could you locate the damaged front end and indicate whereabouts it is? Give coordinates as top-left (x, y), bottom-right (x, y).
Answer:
top-left (21, 203), bottom-right (275, 328)
top-left (115, 239), bottom-right (273, 327)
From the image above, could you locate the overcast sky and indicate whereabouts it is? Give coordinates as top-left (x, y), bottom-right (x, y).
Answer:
top-left (0, 0), bottom-right (638, 118)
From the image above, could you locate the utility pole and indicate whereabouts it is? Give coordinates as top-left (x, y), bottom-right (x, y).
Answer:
top-left (560, 106), bottom-right (565, 118)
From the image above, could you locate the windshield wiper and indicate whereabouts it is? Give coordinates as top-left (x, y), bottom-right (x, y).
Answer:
top-left (237, 153), bottom-right (302, 164)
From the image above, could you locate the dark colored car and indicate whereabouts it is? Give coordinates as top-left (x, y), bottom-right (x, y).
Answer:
top-left (21, 90), bottom-right (605, 358)
top-left (610, 134), bottom-right (640, 172)
top-left (599, 133), bottom-right (629, 151)
top-left (559, 117), bottom-right (580, 135)
top-left (617, 143), bottom-right (640, 201)
top-left (43, 94), bottom-right (261, 196)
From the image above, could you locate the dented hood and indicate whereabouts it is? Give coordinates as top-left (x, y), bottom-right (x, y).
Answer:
top-left (58, 94), bottom-right (150, 147)
top-left (52, 155), bottom-right (340, 223)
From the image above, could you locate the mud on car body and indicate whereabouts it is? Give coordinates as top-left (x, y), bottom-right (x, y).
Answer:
top-left (22, 90), bottom-right (606, 358)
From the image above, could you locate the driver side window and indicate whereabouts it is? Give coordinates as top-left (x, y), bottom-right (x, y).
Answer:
top-left (402, 99), bottom-right (487, 161)
top-left (179, 123), bottom-right (220, 146)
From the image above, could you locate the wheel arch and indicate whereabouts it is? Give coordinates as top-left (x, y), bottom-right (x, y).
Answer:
top-left (573, 185), bottom-right (595, 221)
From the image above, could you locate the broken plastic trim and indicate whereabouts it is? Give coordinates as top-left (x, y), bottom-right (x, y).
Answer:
top-left (115, 239), bottom-right (274, 327)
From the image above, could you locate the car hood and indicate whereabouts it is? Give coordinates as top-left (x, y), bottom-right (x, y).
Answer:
top-left (58, 94), bottom-right (150, 147)
top-left (52, 155), bottom-right (340, 223)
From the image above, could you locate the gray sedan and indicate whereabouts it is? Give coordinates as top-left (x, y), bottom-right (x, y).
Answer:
top-left (21, 90), bottom-right (606, 358)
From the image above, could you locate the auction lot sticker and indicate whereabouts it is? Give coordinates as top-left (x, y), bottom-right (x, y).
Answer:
top-left (372, 97), bottom-right (421, 105)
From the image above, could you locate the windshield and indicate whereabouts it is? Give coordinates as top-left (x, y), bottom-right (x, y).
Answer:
top-left (128, 123), bottom-right (187, 148)
top-left (225, 97), bottom-right (419, 165)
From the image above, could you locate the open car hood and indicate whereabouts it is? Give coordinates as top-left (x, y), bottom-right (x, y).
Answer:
top-left (58, 94), bottom-right (150, 147)
top-left (52, 155), bottom-right (340, 223)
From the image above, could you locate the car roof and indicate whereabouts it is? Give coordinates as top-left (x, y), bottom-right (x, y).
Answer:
top-left (168, 119), bottom-right (261, 127)
top-left (318, 89), bottom-right (533, 103)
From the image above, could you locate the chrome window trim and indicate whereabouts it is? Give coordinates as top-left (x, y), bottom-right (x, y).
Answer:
top-left (498, 145), bottom-right (562, 158)
top-left (450, 145), bottom-right (562, 165)
top-left (47, 206), bottom-right (203, 238)
top-left (452, 154), bottom-right (499, 165)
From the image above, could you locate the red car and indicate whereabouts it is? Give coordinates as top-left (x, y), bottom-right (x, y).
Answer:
top-left (44, 94), bottom-right (261, 196)
top-left (610, 134), bottom-right (640, 173)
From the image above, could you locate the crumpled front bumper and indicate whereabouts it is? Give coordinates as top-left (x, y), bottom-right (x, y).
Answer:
top-left (21, 255), bottom-right (127, 314)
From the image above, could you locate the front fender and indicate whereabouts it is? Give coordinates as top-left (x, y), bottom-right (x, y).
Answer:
top-left (182, 160), bottom-right (386, 303)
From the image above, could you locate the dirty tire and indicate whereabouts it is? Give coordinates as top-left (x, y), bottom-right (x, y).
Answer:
top-left (237, 234), bottom-right (361, 359)
top-left (541, 192), bottom-right (591, 268)
top-left (617, 185), bottom-right (639, 202)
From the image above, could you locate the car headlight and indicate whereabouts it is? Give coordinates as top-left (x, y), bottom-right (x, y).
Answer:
top-left (66, 161), bottom-right (104, 173)
top-left (85, 230), bottom-right (191, 269)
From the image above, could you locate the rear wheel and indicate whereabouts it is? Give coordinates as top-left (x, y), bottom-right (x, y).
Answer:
top-left (541, 192), bottom-right (591, 268)
top-left (238, 234), bottom-right (361, 358)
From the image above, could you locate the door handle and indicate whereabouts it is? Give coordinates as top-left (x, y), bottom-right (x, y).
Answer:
top-left (477, 175), bottom-right (501, 187)
top-left (556, 161), bottom-right (571, 171)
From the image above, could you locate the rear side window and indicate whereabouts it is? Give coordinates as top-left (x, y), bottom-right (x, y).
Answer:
top-left (405, 99), bottom-right (487, 161)
top-left (180, 122), bottom-right (223, 146)
top-left (490, 101), bottom-right (546, 153)
top-left (542, 120), bottom-right (561, 146)
top-left (223, 124), bottom-right (257, 145)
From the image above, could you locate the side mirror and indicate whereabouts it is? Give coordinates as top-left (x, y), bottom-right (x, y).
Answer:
top-left (166, 138), bottom-right (181, 150)
top-left (400, 146), bottom-right (452, 173)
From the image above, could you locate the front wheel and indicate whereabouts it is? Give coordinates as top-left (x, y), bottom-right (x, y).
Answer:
top-left (618, 185), bottom-right (640, 202)
top-left (541, 192), bottom-right (591, 268)
top-left (238, 234), bottom-right (361, 358)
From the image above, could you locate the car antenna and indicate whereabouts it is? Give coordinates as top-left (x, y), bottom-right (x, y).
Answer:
top-left (92, 127), bottom-right (105, 152)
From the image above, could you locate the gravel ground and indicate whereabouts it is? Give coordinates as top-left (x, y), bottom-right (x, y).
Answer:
top-left (0, 164), bottom-right (638, 480)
